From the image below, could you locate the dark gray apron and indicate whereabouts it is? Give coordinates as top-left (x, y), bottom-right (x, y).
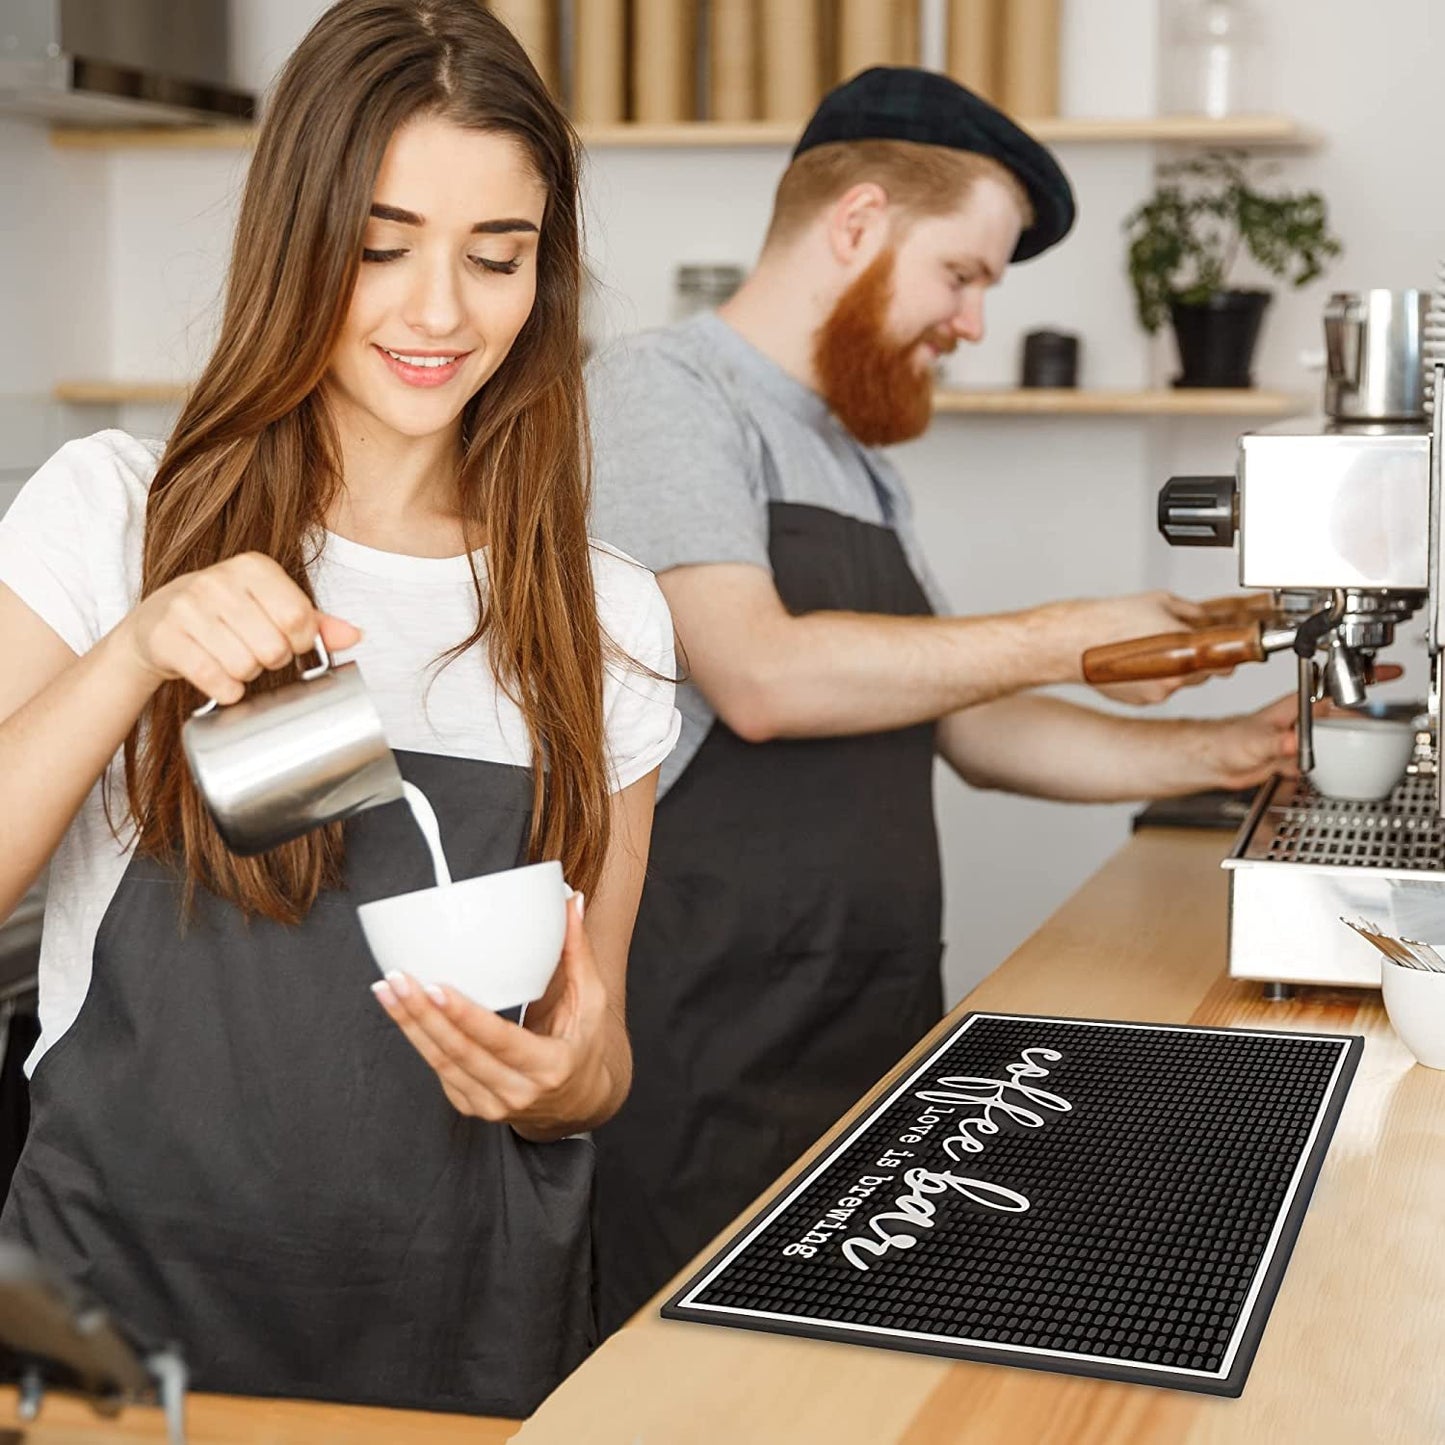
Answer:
top-left (2, 751), bottom-right (593, 1417)
top-left (592, 499), bottom-right (944, 1335)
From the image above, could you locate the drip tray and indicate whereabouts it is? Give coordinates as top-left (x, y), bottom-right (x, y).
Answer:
top-left (1224, 775), bottom-right (1445, 986)
top-left (1237, 774), bottom-right (1445, 872)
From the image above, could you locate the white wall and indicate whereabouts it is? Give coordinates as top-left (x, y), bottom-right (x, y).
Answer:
top-left (227, 0), bottom-right (333, 94)
top-left (0, 118), bottom-right (112, 506)
top-left (5, 0), bottom-right (1444, 1002)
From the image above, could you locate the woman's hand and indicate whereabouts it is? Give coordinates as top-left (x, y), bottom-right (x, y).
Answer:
top-left (371, 892), bottom-right (629, 1142)
top-left (114, 551), bottom-right (360, 703)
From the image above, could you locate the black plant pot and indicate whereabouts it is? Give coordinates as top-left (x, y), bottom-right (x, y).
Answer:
top-left (1169, 289), bottom-right (1273, 388)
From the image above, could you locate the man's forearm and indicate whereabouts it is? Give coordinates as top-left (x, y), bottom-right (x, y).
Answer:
top-left (733, 603), bottom-right (1089, 740)
top-left (660, 563), bottom-right (1204, 742)
top-left (936, 694), bottom-right (1251, 803)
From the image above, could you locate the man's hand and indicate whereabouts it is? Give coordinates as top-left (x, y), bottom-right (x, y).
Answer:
top-left (1198, 694), bottom-right (1300, 790)
top-left (1067, 591), bottom-right (1240, 705)
top-left (1081, 590), bottom-right (1207, 640)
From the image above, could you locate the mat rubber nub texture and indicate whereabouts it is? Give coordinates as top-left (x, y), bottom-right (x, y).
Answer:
top-left (664, 1013), bottom-right (1361, 1396)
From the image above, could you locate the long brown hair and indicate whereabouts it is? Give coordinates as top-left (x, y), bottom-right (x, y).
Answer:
top-left (124, 0), bottom-right (609, 923)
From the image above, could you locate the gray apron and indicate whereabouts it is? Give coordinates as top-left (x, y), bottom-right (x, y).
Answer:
top-left (592, 498), bottom-right (945, 1335)
top-left (3, 751), bottom-right (593, 1417)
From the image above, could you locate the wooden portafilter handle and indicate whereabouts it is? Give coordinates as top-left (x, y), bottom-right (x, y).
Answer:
top-left (1082, 624), bottom-right (1267, 685)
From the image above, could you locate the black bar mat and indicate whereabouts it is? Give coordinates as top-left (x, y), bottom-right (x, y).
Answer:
top-left (664, 1013), bottom-right (1361, 1397)
top-left (1131, 786), bottom-right (1259, 832)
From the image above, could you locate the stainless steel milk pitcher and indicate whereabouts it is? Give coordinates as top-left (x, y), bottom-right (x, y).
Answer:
top-left (181, 640), bottom-right (405, 855)
top-left (1323, 288), bottom-right (1429, 422)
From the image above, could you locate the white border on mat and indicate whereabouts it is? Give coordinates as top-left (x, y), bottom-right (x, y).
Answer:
top-left (673, 1013), bottom-right (1355, 1382)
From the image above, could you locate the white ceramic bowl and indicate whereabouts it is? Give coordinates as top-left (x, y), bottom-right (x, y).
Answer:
top-left (1308, 715), bottom-right (1416, 801)
top-left (357, 860), bottom-right (569, 1011)
top-left (1380, 954), bottom-right (1445, 1069)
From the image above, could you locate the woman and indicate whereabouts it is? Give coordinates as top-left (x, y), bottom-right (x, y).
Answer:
top-left (0, 0), bottom-right (677, 1418)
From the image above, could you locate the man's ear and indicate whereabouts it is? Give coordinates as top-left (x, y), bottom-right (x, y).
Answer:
top-left (825, 182), bottom-right (890, 268)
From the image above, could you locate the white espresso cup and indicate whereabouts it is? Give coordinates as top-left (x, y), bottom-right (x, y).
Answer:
top-left (1379, 954), bottom-right (1445, 1069)
top-left (357, 860), bottom-right (571, 1011)
top-left (1308, 713), bottom-right (1417, 802)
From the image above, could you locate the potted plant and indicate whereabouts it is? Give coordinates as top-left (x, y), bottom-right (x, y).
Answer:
top-left (1124, 151), bottom-right (1343, 388)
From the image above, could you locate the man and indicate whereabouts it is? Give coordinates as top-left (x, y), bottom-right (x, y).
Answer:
top-left (585, 67), bottom-right (1295, 1334)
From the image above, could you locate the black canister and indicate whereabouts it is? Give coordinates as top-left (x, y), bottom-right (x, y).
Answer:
top-left (1020, 329), bottom-right (1080, 387)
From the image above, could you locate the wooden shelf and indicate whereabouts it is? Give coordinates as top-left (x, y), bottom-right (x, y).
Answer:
top-left (49, 114), bottom-right (1320, 152)
top-left (1041, 114), bottom-right (1318, 147)
top-left (54, 381), bottom-right (188, 405)
top-left (50, 124), bottom-right (258, 151)
top-left (933, 387), bottom-right (1305, 417)
top-left (557, 115), bottom-right (1320, 149)
top-left (55, 381), bottom-right (1304, 418)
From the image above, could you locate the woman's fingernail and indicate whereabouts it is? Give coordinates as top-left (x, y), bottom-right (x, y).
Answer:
top-left (371, 980), bottom-right (397, 1008)
top-left (386, 971), bottom-right (412, 999)
top-left (574, 892), bottom-right (586, 920)
top-left (424, 984), bottom-right (448, 1007)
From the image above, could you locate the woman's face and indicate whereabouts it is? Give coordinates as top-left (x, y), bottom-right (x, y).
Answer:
top-left (326, 115), bottom-right (548, 449)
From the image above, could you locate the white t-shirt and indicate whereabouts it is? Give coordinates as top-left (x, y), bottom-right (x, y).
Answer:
top-left (0, 430), bottom-right (680, 1070)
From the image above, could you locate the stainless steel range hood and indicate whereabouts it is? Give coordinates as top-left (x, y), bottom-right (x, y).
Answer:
top-left (0, 0), bottom-right (253, 127)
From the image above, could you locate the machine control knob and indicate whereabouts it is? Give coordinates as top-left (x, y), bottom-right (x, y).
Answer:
top-left (1157, 475), bottom-right (1238, 547)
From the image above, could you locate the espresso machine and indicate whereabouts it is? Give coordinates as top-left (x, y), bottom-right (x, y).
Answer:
top-left (1085, 285), bottom-right (1445, 990)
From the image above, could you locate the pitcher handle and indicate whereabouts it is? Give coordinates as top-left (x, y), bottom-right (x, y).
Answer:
top-left (300, 637), bottom-right (332, 682)
top-left (1324, 305), bottom-right (1362, 385)
top-left (190, 637), bottom-right (334, 718)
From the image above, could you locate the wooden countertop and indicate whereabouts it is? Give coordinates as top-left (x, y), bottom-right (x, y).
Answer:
top-left (513, 829), bottom-right (1445, 1445)
top-left (4, 829), bottom-right (1441, 1442)
top-left (0, 1389), bottom-right (519, 1444)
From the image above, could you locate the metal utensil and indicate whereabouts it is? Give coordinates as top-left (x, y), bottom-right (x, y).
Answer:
top-left (1340, 916), bottom-right (1445, 972)
top-left (181, 639), bottom-right (404, 856)
top-left (1401, 938), bottom-right (1445, 972)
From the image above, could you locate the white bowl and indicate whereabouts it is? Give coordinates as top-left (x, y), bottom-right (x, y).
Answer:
top-left (1380, 954), bottom-right (1445, 1069)
top-left (1308, 715), bottom-right (1416, 801)
top-left (357, 860), bottom-right (569, 1011)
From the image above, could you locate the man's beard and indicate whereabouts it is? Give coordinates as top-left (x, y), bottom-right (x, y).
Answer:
top-left (812, 249), bottom-right (951, 447)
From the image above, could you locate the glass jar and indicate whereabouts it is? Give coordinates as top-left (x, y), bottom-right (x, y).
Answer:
top-left (1161, 0), bottom-right (1263, 118)
top-left (673, 263), bottom-right (746, 321)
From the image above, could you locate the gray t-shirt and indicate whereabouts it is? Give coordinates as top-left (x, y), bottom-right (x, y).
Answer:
top-left (587, 311), bottom-right (950, 796)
